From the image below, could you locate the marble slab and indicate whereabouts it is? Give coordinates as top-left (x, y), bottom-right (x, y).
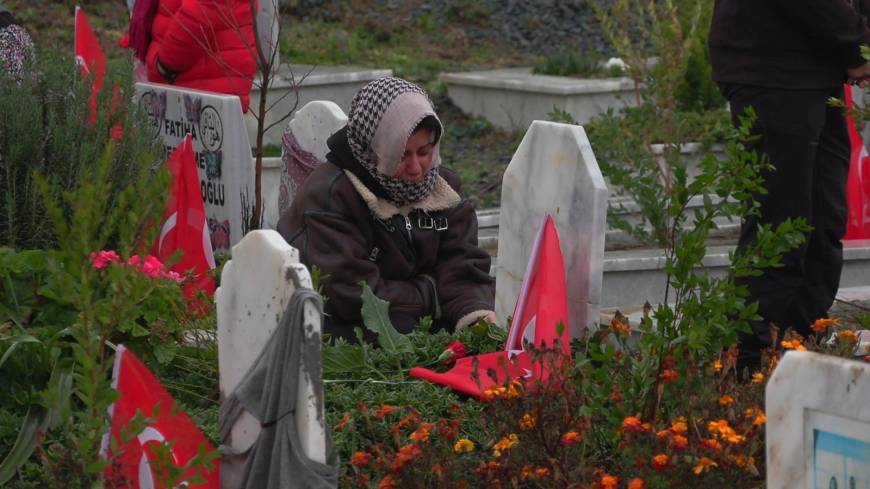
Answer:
top-left (136, 82), bottom-right (254, 252)
top-left (216, 230), bottom-right (326, 470)
top-left (495, 120), bottom-right (609, 337)
top-left (766, 350), bottom-right (870, 489)
top-left (263, 101), bottom-right (347, 229)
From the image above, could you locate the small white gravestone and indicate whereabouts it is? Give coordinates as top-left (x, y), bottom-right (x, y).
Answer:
top-left (216, 230), bottom-right (326, 469)
top-left (766, 350), bottom-right (870, 489)
top-left (265, 101), bottom-right (348, 228)
top-left (495, 120), bottom-right (609, 337)
top-left (135, 82), bottom-right (254, 252)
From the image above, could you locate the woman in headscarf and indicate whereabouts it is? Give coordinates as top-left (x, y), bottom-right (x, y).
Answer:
top-left (0, 3), bottom-right (35, 83)
top-left (278, 77), bottom-right (496, 342)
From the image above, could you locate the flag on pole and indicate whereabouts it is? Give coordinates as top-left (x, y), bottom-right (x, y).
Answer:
top-left (74, 6), bottom-right (106, 125)
top-left (155, 134), bottom-right (216, 302)
top-left (409, 215), bottom-right (570, 399)
top-left (103, 345), bottom-right (219, 488)
top-left (844, 84), bottom-right (870, 240)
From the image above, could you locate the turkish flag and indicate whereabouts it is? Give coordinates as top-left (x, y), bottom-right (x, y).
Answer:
top-left (410, 215), bottom-right (570, 398)
top-left (103, 345), bottom-right (219, 488)
top-left (74, 6), bottom-right (106, 125)
top-left (844, 84), bottom-right (870, 240)
top-left (155, 135), bottom-right (216, 303)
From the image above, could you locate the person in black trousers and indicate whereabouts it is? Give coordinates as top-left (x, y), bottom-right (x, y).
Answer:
top-left (709, 0), bottom-right (870, 370)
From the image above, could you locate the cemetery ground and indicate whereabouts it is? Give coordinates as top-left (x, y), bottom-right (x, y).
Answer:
top-left (3, 1), bottom-right (870, 488)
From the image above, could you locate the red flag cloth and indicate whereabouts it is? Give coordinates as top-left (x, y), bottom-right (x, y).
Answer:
top-left (154, 135), bottom-right (216, 301)
top-left (74, 6), bottom-right (106, 125)
top-left (410, 215), bottom-right (570, 398)
top-left (103, 345), bottom-right (219, 488)
top-left (844, 84), bottom-right (870, 240)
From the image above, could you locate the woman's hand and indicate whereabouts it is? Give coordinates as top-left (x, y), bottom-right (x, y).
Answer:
top-left (482, 311), bottom-right (497, 325)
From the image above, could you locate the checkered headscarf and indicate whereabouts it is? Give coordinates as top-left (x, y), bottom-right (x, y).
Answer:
top-left (347, 77), bottom-right (442, 206)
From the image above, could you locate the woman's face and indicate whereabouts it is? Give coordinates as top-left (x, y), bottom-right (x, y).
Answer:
top-left (395, 128), bottom-right (435, 182)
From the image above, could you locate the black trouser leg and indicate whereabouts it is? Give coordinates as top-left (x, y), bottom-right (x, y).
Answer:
top-left (721, 84), bottom-right (849, 362)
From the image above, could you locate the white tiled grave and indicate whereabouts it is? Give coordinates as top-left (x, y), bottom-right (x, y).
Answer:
top-left (767, 350), bottom-right (870, 489)
top-left (495, 120), bottom-right (609, 337)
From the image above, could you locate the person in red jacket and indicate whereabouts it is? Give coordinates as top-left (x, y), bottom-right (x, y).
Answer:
top-left (127, 0), bottom-right (258, 113)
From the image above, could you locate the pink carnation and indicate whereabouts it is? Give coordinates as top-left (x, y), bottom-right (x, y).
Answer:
top-left (90, 250), bottom-right (120, 269)
top-left (138, 255), bottom-right (166, 278)
top-left (162, 270), bottom-right (184, 283)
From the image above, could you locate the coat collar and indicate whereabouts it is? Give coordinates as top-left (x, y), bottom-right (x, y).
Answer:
top-left (344, 171), bottom-right (461, 220)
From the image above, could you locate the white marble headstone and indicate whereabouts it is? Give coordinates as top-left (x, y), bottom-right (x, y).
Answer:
top-left (495, 120), bottom-right (609, 337)
top-left (256, 0), bottom-right (280, 72)
top-left (216, 230), bottom-right (326, 473)
top-left (266, 100), bottom-right (348, 228)
top-left (135, 82), bottom-right (254, 252)
top-left (766, 350), bottom-right (870, 489)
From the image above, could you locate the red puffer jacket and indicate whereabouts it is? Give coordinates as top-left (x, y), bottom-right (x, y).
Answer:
top-left (146, 0), bottom-right (258, 112)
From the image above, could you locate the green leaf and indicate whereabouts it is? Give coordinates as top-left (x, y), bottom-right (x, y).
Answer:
top-left (0, 334), bottom-right (41, 370)
top-left (323, 342), bottom-right (369, 375)
top-left (359, 283), bottom-right (412, 355)
top-left (0, 407), bottom-right (49, 485)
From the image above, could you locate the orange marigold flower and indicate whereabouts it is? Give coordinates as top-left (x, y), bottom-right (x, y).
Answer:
top-left (374, 404), bottom-right (399, 419)
top-left (521, 465), bottom-right (534, 481)
top-left (622, 416), bottom-right (645, 433)
top-left (642, 422), bottom-right (653, 432)
top-left (520, 413), bottom-right (536, 430)
top-left (838, 329), bottom-right (858, 345)
top-left (700, 437), bottom-right (723, 452)
top-left (534, 467), bottom-right (550, 478)
top-left (475, 461), bottom-right (502, 474)
top-left (611, 316), bottom-right (632, 336)
top-left (811, 317), bottom-right (839, 332)
top-left (671, 434), bottom-right (689, 450)
top-left (628, 478), bottom-right (646, 489)
top-left (506, 380), bottom-right (523, 399)
top-left (377, 474), bottom-right (398, 489)
top-left (432, 463), bottom-right (444, 477)
top-left (609, 385), bottom-right (623, 403)
top-left (409, 422), bottom-right (433, 443)
top-left (670, 420), bottom-right (687, 435)
top-left (454, 438), bottom-right (475, 453)
top-left (651, 453), bottom-right (669, 471)
top-left (751, 372), bottom-right (765, 384)
top-left (392, 444), bottom-right (422, 471)
top-left (656, 429), bottom-right (670, 440)
top-left (493, 433), bottom-right (519, 457)
top-left (484, 386), bottom-right (507, 400)
top-left (752, 411), bottom-right (766, 426)
top-left (334, 413), bottom-right (351, 431)
top-left (693, 457), bottom-right (718, 475)
top-left (561, 431), bottom-right (582, 445)
top-left (712, 359), bottom-right (723, 372)
top-left (781, 339), bottom-right (806, 351)
top-left (351, 451), bottom-right (372, 467)
top-left (731, 454), bottom-right (754, 469)
top-left (600, 474), bottom-right (619, 489)
top-left (660, 368), bottom-right (679, 382)
top-left (719, 395), bottom-right (735, 406)
top-left (396, 412), bottom-right (420, 429)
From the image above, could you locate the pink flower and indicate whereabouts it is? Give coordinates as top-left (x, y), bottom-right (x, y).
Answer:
top-left (440, 341), bottom-right (468, 365)
top-left (139, 255), bottom-right (165, 277)
top-left (90, 250), bottom-right (120, 269)
top-left (162, 270), bottom-right (184, 283)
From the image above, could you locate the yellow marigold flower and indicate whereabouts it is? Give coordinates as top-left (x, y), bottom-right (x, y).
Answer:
top-left (454, 438), bottom-right (475, 453)
top-left (601, 474), bottom-right (619, 489)
top-left (693, 457), bottom-right (718, 475)
top-left (492, 433), bottom-right (519, 456)
top-left (628, 478), bottom-right (646, 489)
top-left (506, 380), bottom-right (523, 399)
top-left (781, 339), bottom-right (806, 351)
top-left (751, 372), bottom-right (765, 384)
top-left (718, 395), bottom-right (735, 406)
top-left (712, 359), bottom-right (723, 372)
top-left (520, 413), bottom-right (536, 430)
top-left (811, 317), bottom-right (839, 332)
top-left (484, 386), bottom-right (508, 399)
top-left (838, 329), bottom-right (858, 345)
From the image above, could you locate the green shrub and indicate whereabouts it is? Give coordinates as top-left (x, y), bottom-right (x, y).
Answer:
top-left (532, 50), bottom-right (623, 78)
top-left (0, 50), bottom-right (162, 250)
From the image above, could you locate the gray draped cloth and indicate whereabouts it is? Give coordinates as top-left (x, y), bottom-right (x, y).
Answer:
top-left (219, 288), bottom-right (338, 489)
